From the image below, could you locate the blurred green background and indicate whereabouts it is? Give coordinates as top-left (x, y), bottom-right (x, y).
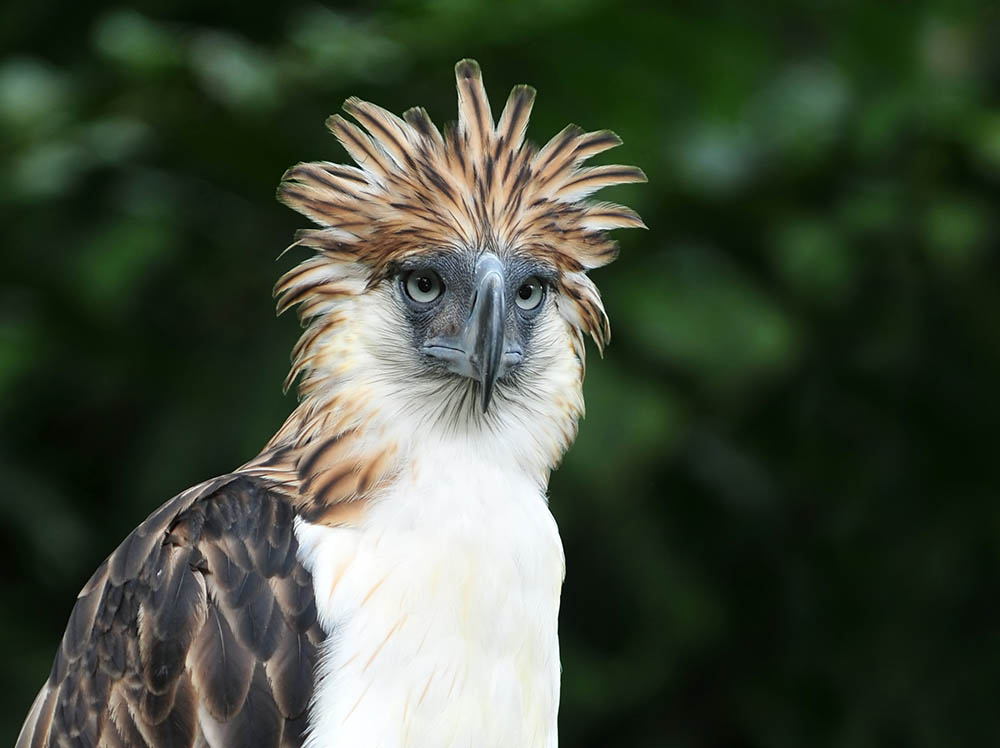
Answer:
top-left (3, 1), bottom-right (1000, 745)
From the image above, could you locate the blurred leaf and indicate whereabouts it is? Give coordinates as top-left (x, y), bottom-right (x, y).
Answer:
top-left (6, 140), bottom-right (93, 200)
top-left (770, 217), bottom-right (856, 305)
top-left (853, 90), bottom-right (911, 158)
top-left (74, 216), bottom-right (175, 315)
top-left (568, 358), bottom-right (688, 490)
top-left (969, 112), bottom-right (1000, 175)
top-left (92, 10), bottom-right (184, 73)
top-left (286, 7), bottom-right (405, 84)
top-left (837, 181), bottom-right (902, 236)
top-left (615, 246), bottom-right (801, 391)
top-left (923, 195), bottom-right (989, 272)
top-left (82, 116), bottom-right (151, 164)
top-left (749, 62), bottom-right (851, 162)
top-left (671, 123), bottom-right (758, 196)
top-left (0, 315), bottom-right (40, 401)
top-left (0, 59), bottom-right (70, 135)
top-left (190, 31), bottom-right (280, 112)
top-left (919, 17), bottom-right (973, 81)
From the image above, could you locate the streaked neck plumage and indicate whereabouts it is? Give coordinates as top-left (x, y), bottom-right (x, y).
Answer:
top-left (243, 259), bottom-right (587, 519)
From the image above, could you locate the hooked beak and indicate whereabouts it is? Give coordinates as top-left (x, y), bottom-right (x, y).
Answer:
top-left (421, 254), bottom-right (522, 411)
top-left (467, 255), bottom-right (505, 410)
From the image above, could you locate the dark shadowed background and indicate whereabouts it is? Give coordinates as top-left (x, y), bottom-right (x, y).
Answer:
top-left (3, 1), bottom-right (1000, 745)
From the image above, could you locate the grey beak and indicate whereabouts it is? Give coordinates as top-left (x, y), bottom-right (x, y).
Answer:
top-left (421, 254), bottom-right (521, 412)
top-left (466, 255), bottom-right (506, 411)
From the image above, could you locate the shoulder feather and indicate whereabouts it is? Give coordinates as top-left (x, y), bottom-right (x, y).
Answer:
top-left (17, 475), bottom-right (326, 748)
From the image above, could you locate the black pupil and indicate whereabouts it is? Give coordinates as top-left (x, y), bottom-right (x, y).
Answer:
top-left (519, 284), bottom-right (534, 300)
top-left (417, 275), bottom-right (433, 293)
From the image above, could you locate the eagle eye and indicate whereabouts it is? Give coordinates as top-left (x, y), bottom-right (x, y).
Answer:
top-left (515, 277), bottom-right (545, 311)
top-left (404, 269), bottom-right (444, 304)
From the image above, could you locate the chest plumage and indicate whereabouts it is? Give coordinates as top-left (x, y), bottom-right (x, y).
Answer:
top-left (296, 444), bottom-right (565, 748)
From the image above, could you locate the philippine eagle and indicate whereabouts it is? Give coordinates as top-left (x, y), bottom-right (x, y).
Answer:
top-left (17, 60), bottom-right (645, 748)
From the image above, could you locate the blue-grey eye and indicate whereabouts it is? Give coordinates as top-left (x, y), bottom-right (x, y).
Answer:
top-left (515, 277), bottom-right (544, 310)
top-left (404, 269), bottom-right (444, 303)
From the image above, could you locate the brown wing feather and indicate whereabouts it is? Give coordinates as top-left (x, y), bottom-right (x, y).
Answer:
top-left (17, 475), bottom-right (326, 748)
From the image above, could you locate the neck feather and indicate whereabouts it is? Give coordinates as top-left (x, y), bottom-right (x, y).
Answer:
top-left (241, 273), bottom-right (586, 525)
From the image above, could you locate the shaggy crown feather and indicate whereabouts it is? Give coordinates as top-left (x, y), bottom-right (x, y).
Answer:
top-left (275, 59), bottom-right (645, 376)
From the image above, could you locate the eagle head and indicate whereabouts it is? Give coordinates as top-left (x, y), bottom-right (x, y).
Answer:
top-left (274, 60), bottom-right (645, 471)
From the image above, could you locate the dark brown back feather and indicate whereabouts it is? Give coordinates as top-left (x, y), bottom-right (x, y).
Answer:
top-left (17, 475), bottom-right (326, 748)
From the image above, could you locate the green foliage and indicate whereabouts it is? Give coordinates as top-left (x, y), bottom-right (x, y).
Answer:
top-left (2, 1), bottom-right (1000, 745)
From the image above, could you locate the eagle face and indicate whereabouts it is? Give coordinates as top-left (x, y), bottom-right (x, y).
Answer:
top-left (353, 246), bottom-right (578, 462)
top-left (277, 59), bottom-right (646, 467)
top-left (392, 249), bottom-right (555, 410)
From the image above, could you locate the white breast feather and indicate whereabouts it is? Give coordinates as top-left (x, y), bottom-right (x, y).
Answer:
top-left (295, 439), bottom-right (565, 748)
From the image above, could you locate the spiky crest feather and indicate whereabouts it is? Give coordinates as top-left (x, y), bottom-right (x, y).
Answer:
top-left (276, 59), bottom-right (645, 364)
